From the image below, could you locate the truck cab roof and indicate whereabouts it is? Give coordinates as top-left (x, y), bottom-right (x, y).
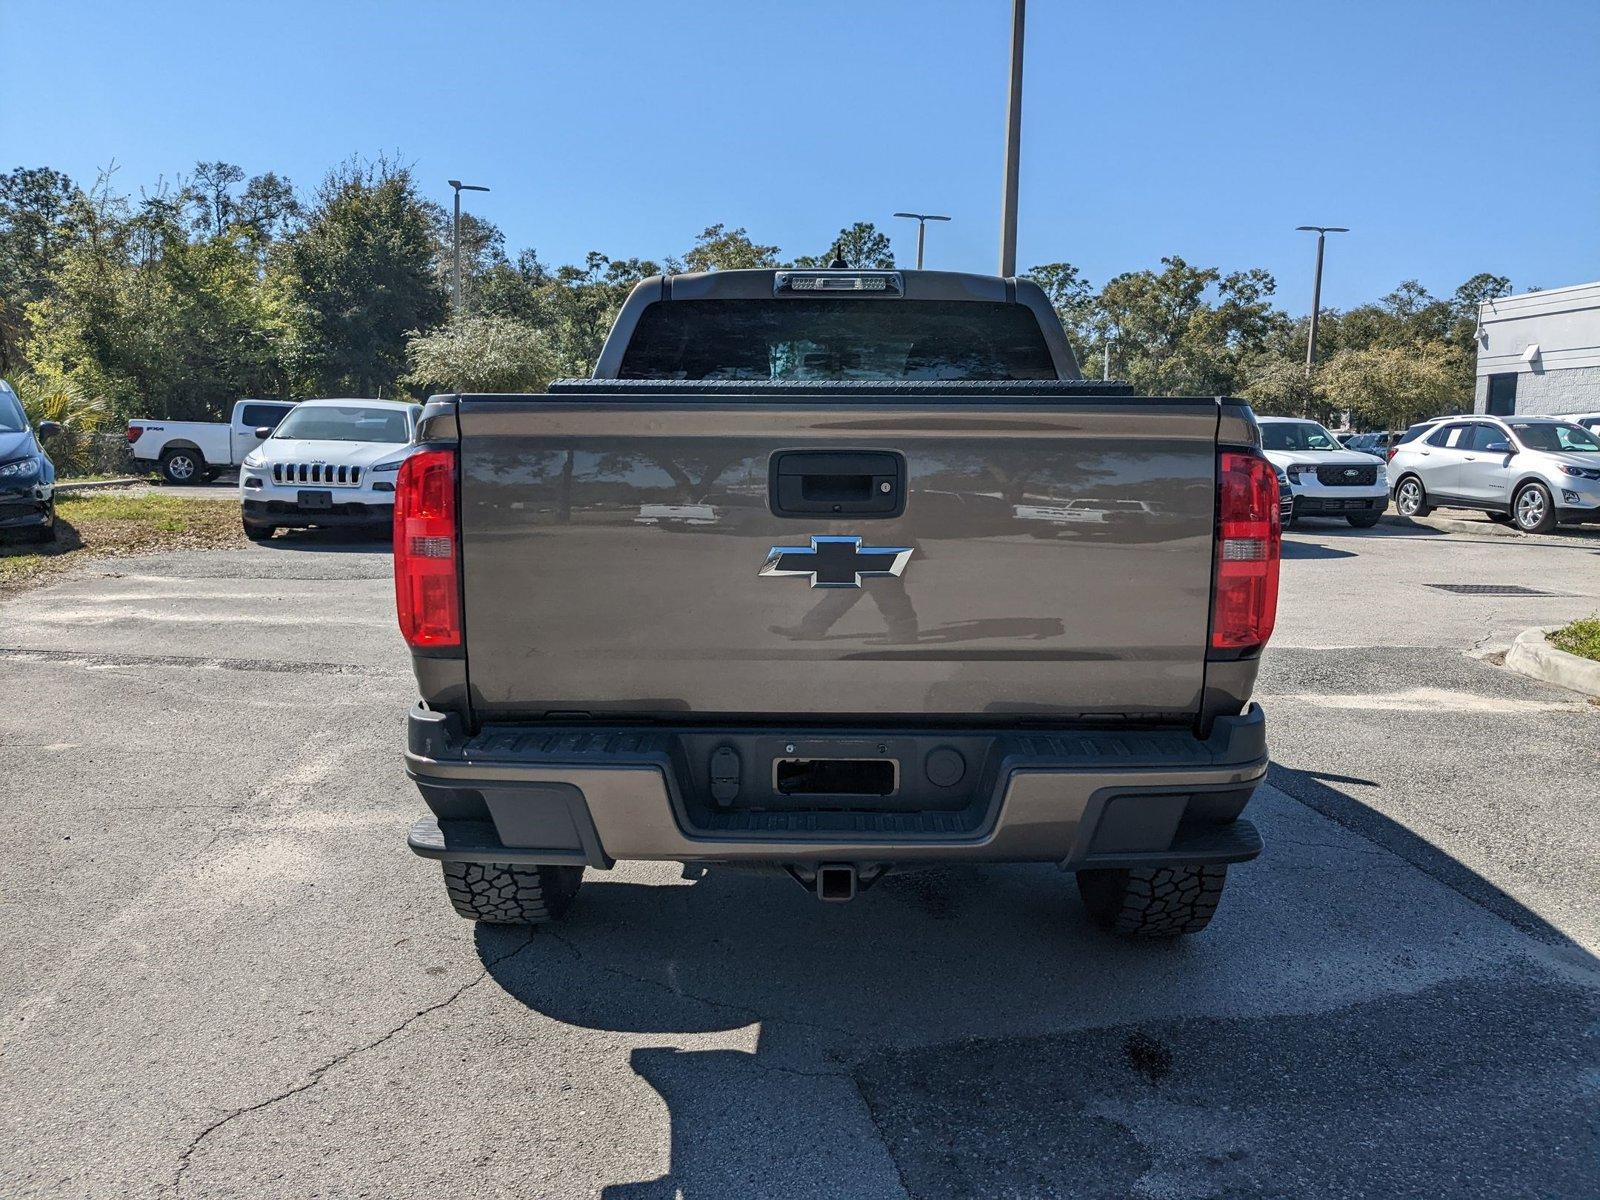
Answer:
top-left (594, 268), bottom-right (1082, 381)
top-left (293, 397), bottom-right (413, 411)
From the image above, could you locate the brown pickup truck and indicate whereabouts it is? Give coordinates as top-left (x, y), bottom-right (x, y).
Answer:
top-left (396, 267), bottom-right (1280, 937)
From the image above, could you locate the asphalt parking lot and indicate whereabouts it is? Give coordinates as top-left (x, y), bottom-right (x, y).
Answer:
top-left (2, 517), bottom-right (1597, 1198)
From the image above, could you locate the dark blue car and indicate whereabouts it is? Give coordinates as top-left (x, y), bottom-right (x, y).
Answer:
top-left (0, 379), bottom-right (61, 544)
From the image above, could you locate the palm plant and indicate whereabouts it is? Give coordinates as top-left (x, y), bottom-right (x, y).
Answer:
top-left (14, 373), bottom-right (110, 477)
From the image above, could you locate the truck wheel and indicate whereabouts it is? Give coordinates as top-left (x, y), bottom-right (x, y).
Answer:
top-left (159, 448), bottom-right (204, 485)
top-left (1076, 864), bottom-right (1228, 937)
top-left (1346, 511), bottom-right (1383, 528)
top-left (441, 861), bottom-right (584, 925)
top-left (1512, 482), bottom-right (1556, 533)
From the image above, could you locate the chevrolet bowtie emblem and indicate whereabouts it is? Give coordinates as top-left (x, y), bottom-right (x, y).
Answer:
top-left (759, 536), bottom-right (913, 588)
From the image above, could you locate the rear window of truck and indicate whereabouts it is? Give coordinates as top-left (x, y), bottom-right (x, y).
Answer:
top-left (239, 403), bottom-right (290, 429)
top-left (617, 299), bottom-right (1058, 382)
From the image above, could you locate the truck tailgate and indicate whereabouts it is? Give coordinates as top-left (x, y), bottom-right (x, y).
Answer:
top-left (456, 398), bottom-right (1220, 721)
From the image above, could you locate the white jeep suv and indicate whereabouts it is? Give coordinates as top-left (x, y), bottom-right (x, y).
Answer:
top-left (1258, 416), bottom-right (1389, 528)
top-left (1389, 415), bottom-right (1600, 533)
top-left (238, 398), bottom-right (421, 541)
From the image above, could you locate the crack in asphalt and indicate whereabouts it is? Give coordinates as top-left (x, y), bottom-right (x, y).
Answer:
top-left (72, 802), bottom-right (250, 813)
top-left (850, 1072), bottom-right (916, 1200)
top-left (0, 645), bottom-right (398, 677)
top-left (733, 1054), bottom-right (850, 1080)
top-left (1269, 836), bottom-right (1392, 857)
top-left (168, 934), bottom-right (539, 1197)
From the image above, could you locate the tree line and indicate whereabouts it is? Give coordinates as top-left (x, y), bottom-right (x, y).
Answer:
top-left (1, 157), bottom-right (1512, 439)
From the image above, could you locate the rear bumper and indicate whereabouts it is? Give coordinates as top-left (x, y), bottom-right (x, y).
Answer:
top-left (403, 704), bottom-right (1269, 870)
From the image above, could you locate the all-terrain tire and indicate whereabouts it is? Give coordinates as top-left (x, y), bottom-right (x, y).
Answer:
top-left (1076, 864), bottom-right (1228, 938)
top-left (441, 861), bottom-right (584, 924)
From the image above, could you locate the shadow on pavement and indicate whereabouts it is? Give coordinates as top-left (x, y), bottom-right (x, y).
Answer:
top-left (1267, 764), bottom-right (1576, 945)
top-left (474, 778), bottom-right (1598, 1197)
top-left (1280, 540), bottom-right (1357, 560)
top-left (1311, 518), bottom-right (1447, 538)
top-left (260, 527), bottom-right (390, 554)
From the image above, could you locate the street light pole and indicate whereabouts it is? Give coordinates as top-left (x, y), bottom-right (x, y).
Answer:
top-left (448, 179), bottom-right (491, 311)
top-left (998, 0), bottom-right (1025, 276)
top-left (1296, 225), bottom-right (1348, 378)
top-left (893, 212), bottom-right (952, 269)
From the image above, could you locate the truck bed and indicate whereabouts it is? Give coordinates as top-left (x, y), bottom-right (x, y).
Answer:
top-left (444, 384), bottom-right (1248, 725)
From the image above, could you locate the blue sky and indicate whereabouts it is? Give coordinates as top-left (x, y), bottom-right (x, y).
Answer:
top-left (4, 0), bottom-right (1597, 311)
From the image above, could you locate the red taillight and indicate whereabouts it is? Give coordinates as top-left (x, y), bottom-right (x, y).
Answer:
top-left (126, 425), bottom-right (142, 444)
top-left (1210, 450), bottom-right (1280, 653)
top-left (393, 449), bottom-right (461, 649)
top-left (1386, 445), bottom-right (1397, 461)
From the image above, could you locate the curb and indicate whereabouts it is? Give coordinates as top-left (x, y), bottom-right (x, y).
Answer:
top-left (1380, 512), bottom-right (1525, 538)
top-left (54, 477), bottom-right (147, 493)
top-left (1504, 626), bottom-right (1600, 698)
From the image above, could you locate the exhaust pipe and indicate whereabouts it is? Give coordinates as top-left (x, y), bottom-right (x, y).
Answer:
top-left (816, 864), bottom-right (857, 902)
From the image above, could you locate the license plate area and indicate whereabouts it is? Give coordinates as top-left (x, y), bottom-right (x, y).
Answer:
top-left (298, 490), bottom-right (333, 510)
top-left (774, 757), bottom-right (898, 797)
top-left (675, 731), bottom-right (993, 816)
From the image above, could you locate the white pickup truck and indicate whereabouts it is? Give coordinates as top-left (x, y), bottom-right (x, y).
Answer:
top-left (127, 399), bottom-right (296, 484)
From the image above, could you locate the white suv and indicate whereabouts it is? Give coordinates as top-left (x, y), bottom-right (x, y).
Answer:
top-left (1555, 411), bottom-right (1600, 436)
top-left (238, 398), bottom-right (421, 541)
top-left (1388, 416), bottom-right (1600, 533)
top-left (1258, 416), bottom-right (1389, 528)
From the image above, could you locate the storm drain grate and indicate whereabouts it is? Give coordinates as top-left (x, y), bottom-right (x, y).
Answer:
top-left (1424, 583), bottom-right (1560, 596)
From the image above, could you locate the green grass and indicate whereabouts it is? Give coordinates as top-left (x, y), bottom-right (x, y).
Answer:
top-left (1549, 616), bottom-right (1600, 663)
top-left (56, 471), bottom-right (156, 483)
top-left (1, 490), bottom-right (243, 595)
top-left (68, 491), bottom-right (197, 528)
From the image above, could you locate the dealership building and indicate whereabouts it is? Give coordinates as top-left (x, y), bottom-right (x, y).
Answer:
top-left (1474, 280), bottom-right (1600, 416)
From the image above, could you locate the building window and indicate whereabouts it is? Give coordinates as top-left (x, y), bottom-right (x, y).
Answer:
top-left (1486, 372), bottom-right (1518, 416)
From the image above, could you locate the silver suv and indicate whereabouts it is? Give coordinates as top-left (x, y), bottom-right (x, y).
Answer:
top-left (1388, 416), bottom-right (1600, 533)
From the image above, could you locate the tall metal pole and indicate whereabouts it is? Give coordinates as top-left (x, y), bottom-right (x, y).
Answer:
top-left (999, 0), bottom-right (1025, 276)
top-left (1103, 340), bottom-right (1110, 382)
top-left (448, 179), bottom-right (491, 312)
top-left (452, 187), bottom-right (462, 310)
top-left (1296, 224), bottom-right (1348, 378)
top-left (1305, 232), bottom-right (1325, 378)
top-left (894, 213), bottom-right (951, 270)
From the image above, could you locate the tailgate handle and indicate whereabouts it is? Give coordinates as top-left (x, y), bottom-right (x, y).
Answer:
top-left (770, 450), bottom-right (905, 518)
